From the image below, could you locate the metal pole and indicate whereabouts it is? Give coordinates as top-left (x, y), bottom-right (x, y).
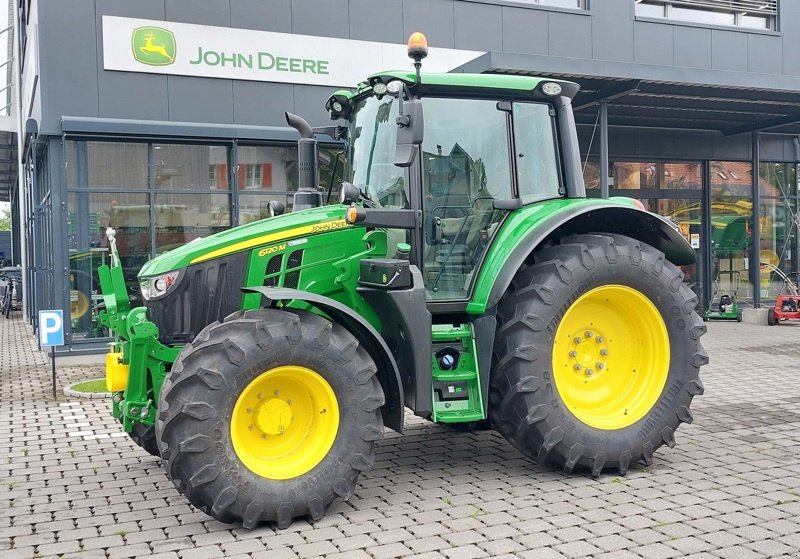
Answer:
top-left (51, 345), bottom-right (56, 399)
top-left (701, 161), bottom-right (712, 312)
top-left (752, 131), bottom-right (761, 308)
top-left (599, 99), bottom-right (609, 199)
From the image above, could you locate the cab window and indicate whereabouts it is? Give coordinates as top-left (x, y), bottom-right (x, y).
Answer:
top-left (513, 102), bottom-right (563, 201)
top-left (420, 97), bottom-right (510, 300)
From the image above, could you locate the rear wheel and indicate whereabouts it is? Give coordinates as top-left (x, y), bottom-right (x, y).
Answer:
top-left (129, 423), bottom-right (160, 457)
top-left (490, 234), bottom-right (707, 476)
top-left (156, 308), bottom-right (384, 529)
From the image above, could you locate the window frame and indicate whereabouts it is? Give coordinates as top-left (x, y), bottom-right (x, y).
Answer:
top-left (634, 0), bottom-right (778, 32)
top-left (458, 0), bottom-right (590, 13)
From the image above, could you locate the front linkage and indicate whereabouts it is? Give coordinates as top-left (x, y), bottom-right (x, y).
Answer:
top-left (98, 232), bottom-right (179, 442)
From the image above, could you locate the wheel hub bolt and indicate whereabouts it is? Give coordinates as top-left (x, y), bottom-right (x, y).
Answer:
top-left (574, 337), bottom-right (582, 344)
top-left (574, 364), bottom-right (582, 371)
top-left (585, 369), bottom-right (593, 376)
top-left (569, 350), bottom-right (578, 357)
top-left (585, 331), bottom-right (593, 338)
top-left (596, 336), bottom-right (604, 343)
top-left (600, 349), bottom-right (609, 356)
top-left (596, 363), bottom-right (605, 370)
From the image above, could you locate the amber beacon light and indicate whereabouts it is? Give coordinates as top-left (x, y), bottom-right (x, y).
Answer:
top-left (407, 32), bottom-right (429, 61)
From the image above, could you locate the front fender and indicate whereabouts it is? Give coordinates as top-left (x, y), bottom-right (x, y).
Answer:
top-left (469, 201), bottom-right (696, 314)
top-left (244, 286), bottom-right (405, 433)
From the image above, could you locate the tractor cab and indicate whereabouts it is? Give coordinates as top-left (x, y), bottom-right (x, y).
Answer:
top-left (329, 61), bottom-right (580, 303)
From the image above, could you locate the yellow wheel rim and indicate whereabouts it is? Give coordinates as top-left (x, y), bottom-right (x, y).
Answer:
top-left (231, 366), bottom-right (339, 480)
top-left (552, 285), bottom-right (669, 430)
top-left (70, 290), bottom-right (90, 320)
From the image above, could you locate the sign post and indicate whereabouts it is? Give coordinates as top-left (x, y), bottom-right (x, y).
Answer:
top-left (39, 310), bottom-right (64, 399)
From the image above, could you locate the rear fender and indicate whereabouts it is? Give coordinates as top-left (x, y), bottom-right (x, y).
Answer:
top-left (481, 205), bottom-right (695, 312)
top-left (244, 286), bottom-right (405, 433)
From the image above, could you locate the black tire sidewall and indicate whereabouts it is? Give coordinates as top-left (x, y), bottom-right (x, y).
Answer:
top-left (158, 309), bottom-right (382, 522)
top-left (492, 235), bottom-right (703, 469)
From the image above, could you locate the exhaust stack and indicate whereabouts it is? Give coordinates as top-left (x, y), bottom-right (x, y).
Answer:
top-left (285, 112), bottom-right (323, 211)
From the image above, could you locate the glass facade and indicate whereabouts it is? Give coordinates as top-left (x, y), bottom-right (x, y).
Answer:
top-left (709, 161), bottom-right (754, 303)
top-left (63, 139), bottom-right (343, 343)
top-left (582, 155), bottom-right (800, 313)
top-left (759, 162), bottom-right (798, 299)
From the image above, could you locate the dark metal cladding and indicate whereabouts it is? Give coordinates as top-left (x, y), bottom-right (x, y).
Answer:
top-left (145, 251), bottom-right (249, 345)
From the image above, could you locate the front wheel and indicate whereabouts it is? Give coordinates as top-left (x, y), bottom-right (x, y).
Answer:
top-left (156, 309), bottom-right (384, 529)
top-left (768, 307), bottom-right (777, 326)
top-left (490, 234), bottom-right (707, 476)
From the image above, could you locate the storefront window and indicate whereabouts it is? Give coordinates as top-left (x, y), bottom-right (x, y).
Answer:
top-left (67, 191), bottom-right (150, 340)
top-left (661, 162), bottom-right (701, 190)
top-left (582, 161), bottom-right (601, 191)
top-left (613, 162), bottom-right (657, 190)
top-left (63, 139), bottom-right (343, 342)
top-left (153, 193), bottom-right (231, 254)
top-left (87, 142), bottom-right (148, 189)
top-left (759, 162), bottom-right (797, 299)
top-left (153, 144), bottom-right (229, 189)
top-left (710, 161), bottom-right (753, 302)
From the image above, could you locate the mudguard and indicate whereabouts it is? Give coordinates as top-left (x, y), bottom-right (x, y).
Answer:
top-left (244, 286), bottom-right (405, 433)
top-left (480, 204), bottom-right (696, 313)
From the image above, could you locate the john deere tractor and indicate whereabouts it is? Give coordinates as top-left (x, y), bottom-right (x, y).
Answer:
top-left (99, 34), bottom-right (707, 529)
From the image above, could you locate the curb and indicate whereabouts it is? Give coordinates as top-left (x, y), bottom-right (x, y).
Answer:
top-left (63, 380), bottom-right (111, 399)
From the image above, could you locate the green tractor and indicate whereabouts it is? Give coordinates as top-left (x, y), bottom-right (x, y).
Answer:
top-left (99, 34), bottom-right (707, 529)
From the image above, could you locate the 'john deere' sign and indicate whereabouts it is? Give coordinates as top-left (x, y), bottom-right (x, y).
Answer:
top-left (102, 16), bottom-right (481, 88)
top-left (188, 48), bottom-right (329, 75)
top-left (132, 27), bottom-right (176, 66)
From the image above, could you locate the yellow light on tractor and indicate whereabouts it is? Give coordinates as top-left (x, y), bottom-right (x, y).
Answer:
top-left (346, 206), bottom-right (360, 224)
top-left (407, 32), bottom-right (429, 61)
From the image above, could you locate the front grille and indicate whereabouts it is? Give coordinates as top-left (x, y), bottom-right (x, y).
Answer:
top-left (285, 250), bottom-right (304, 288)
top-left (264, 254), bottom-right (281, 287)
top-left (145, 251), bottom-right (249, 345)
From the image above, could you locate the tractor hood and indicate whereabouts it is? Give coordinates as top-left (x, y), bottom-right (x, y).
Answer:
top-left (138, 205), bottom-right (351, 278)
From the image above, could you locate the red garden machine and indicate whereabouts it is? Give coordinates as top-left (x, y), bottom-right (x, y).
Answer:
top-left (762, 262), bottom-right (800, 325)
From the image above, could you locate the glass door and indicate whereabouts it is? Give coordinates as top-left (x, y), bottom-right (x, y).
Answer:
top-left (709, 161), bottom-right (754, 305)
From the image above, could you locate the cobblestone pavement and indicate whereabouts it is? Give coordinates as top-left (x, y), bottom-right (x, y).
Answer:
top-left (2, 312), bottom-right (800, 559)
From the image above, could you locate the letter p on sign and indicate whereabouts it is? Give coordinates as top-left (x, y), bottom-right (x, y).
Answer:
top-left (39, 310), bottom-right (64, 347)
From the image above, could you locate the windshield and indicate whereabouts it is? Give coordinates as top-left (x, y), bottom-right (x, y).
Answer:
top-left (346, 96), bottom-right (407, 208)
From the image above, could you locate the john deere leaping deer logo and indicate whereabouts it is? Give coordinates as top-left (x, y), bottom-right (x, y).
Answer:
top-left (132, 26), bottom-right (176, 66)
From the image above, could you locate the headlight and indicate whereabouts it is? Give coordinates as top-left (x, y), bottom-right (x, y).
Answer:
top-left (540, 82), bottom-right (562, 97)
top-left (140, 269), bottom-right (182, 301)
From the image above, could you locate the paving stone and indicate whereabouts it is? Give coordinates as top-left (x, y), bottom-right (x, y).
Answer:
top-left (3, 312), bottom-right (800, 559)
top-left (251, 547), bottom-right (299, 559)
top-left (440, 544), bottom-right (488, 559)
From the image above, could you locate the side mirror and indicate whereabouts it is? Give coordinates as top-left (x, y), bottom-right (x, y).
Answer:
top-left (394, 98), bottom-right (423, 168)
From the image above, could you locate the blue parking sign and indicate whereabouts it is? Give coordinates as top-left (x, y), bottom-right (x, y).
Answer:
top-left (39, 310), bottom-right (65, 347)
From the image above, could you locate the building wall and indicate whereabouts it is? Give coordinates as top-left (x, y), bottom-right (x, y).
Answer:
top-left (30, 0), bottom-right (800, 141)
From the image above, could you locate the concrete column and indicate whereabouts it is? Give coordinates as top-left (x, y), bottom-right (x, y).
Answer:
top-left (751, 131), bottom-right (761, 308)
top-left (599, 99), bottom-right (609, 199)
